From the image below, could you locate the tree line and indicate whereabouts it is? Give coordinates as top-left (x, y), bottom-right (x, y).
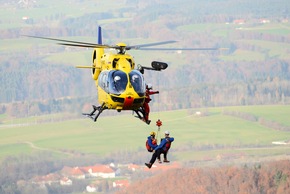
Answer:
top-left (2, 150), bottom-right (290, 193)
top-left (1, 56), bottom-right (290, 117)
top-left (118, 160), bottom-right (290, 194)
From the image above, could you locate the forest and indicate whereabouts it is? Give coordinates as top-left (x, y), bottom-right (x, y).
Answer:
top-left (118, 160), bottom-right (290, 194)
top-left (1, 150), bottom-right (290, 194)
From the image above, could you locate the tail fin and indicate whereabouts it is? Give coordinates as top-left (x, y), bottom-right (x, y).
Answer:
top-left (92, 26), bottom-right (103, 81)
top-left (98, 26), bottom-right (102, 44)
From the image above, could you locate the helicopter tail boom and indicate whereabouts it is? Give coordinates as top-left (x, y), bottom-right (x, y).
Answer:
top-left (138, 61), bottom-right (168, 74)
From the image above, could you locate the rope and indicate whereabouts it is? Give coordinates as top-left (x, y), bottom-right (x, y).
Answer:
top-left (157, 71), bottom-right (161, 118)
top-left (147, 71), bottom-right (163, 144)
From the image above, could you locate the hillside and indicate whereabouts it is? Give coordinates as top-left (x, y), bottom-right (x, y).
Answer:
top-left (1, 0), bottom-right (290, 118)
top-left (1, 105), bottom-right (290, 193)
top-left (118, 159), bottom-right (290, 194)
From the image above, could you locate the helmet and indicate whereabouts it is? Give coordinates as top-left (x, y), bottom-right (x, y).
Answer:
top-left (132, 74), bottom-right (139, 82)
top-left (146, 83), bottom-right (152, 90)
top-left (114, 76), bottom-right (121, 82)
top-left (150, 131), bottom-right (156, 136)
top-left (164, 131), bottom-right (170, 135)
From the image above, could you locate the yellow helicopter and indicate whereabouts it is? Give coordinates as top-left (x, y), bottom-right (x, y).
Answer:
top-left (25, 26), bottom-right (218, 124)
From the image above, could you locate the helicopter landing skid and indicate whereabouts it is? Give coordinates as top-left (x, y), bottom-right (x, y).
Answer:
top-left (82, 104), bottom-right (106, 122)
top-left (133, 108), bottom-right (151, 125)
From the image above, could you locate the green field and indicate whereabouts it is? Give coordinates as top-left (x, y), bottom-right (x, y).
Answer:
top-left (1, 105), bottom-right (290, 162)
top-left (0, 0), bottom-right (122, 29)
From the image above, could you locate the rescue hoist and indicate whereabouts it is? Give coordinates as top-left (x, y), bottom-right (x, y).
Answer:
top-left (155, 119), bottom-right (162, 144)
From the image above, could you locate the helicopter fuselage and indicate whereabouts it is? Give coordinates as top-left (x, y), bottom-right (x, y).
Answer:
top-left (94, 51), bottom-right (145, 111)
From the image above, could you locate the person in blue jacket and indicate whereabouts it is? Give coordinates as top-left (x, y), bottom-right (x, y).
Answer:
top-left (145, 130), bottom-right (174, 169)
top-left (146, 131), bottom-right (162, 163)
top-left (146, 131), bottom-right (158, 152)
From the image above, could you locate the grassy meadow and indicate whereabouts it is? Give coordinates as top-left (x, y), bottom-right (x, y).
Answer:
top-left (1, 105), bottom-right (290, 163)
top-left (0, 0), bottom-right (121, 29)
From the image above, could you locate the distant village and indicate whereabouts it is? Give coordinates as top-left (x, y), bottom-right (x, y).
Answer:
top-left (230, 18), bottom-right (288, 25)
top-left (21, 15), bottom-right (289, 25)
top-left (19, 162), bottom-right (181, 193)
top-left (17, 149), bottom-right (255, 193)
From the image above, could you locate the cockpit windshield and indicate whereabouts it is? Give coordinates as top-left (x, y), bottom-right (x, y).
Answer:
top-left (106, 70), bottom-right (145, 96)
top-left (108, 70), bottom-right (128, 95)
top-left (129, 70), bottom-right (145, 95)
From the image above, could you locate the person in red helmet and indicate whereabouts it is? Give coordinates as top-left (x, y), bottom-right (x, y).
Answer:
top-left (143, 83), bottom-right (159, 124)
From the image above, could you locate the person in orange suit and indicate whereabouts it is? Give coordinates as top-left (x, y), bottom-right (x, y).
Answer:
top-left (143, 83), bottom-right (159, 124)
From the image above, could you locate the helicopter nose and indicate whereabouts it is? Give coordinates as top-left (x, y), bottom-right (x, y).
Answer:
top-left (123, 96), bottom-right (134, 109)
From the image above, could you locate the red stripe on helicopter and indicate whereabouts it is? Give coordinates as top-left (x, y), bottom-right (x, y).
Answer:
top-left (123, 96), bottom-right (134, 109)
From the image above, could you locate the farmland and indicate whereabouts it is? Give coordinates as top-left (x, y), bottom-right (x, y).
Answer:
top-left (1, 104), bottom-right (289, 164)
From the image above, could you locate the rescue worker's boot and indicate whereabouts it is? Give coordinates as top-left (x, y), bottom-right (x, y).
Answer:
top-left (163, 159), bottom-right (170, 163)
top-left (145, 163), bottom-right (152, 169)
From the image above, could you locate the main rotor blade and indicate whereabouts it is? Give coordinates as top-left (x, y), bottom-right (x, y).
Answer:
top-left (136, 47), bottom-right (220, 51)
top-left (76, 65), bottom-right (96, 69)
top-left (128, 40), bottom-right (177, 50)
top-left (22, 35), bottom-right (110, 48)
top-left (23, 35), bottom-right (226, 51)
top-left (58, 43), bottom-right (110, 48)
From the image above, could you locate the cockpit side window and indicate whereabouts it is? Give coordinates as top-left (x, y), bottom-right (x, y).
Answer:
top-left (98, 71), bottom-right (109, 93)
top-left (129, 70), bottom-right (145, 96)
